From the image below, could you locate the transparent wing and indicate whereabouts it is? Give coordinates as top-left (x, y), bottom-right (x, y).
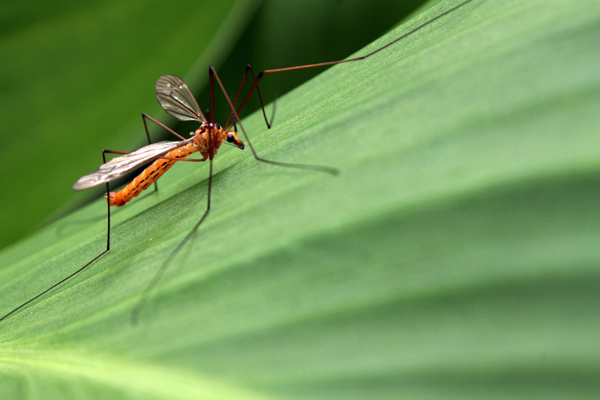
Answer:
top-left (72, 140), bottom-right (190, 190)
top-left (155, 75), bottom-right (205, 122)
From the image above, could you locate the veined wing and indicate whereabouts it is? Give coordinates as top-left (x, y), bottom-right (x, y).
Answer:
top-left (155, 75), bottom-right (205, 122)
top-left (72, 140), bottom-right (190, 190)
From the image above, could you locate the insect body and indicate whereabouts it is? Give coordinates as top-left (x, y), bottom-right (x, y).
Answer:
top-left (72, 75), bottom-right (245, 206)
top-left (75, 121), bottom-right (243, 206)
top-left (106, 141), bottom-right (202, 206)
top-left (108, 124), bottom-right (242, 206)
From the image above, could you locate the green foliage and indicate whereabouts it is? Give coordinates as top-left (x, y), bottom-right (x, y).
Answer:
top-left (0, 0), bottom-right (424, 250)
top-left (1, 0), bottom-right (600, 398)
top-left (0, 0), bottom-right (261, 249)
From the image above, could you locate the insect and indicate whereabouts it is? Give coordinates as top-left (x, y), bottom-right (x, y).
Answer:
top-left (0, 0), bottom-right (474, 323)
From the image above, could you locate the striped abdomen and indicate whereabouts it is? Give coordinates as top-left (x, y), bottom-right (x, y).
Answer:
top-left (106, 143), bottom-right (199, 206)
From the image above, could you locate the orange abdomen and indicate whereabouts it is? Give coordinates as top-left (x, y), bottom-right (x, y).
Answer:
top-left (106, 144), bottom-right (198, 206)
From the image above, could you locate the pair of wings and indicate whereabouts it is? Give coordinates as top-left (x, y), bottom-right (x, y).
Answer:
top-left (72, 75), bottom-right (205, 191)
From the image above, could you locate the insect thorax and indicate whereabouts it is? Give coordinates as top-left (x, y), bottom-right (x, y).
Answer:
top-left (193, 123), bottom-right (228, 157)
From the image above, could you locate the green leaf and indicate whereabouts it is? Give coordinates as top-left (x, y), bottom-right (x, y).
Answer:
top-left (0, 0), bottom-right (428, 251)
top-left (0, 0), bottom-right (262, 249)
top-left (1, 0), bottom-right (600, 399)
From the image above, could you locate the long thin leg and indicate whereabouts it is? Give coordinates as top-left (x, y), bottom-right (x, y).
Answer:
top-left (0, 151), bottom-right (117, 322)
top-left (210, 66), bottom-right (339, 175)
top-left (223, 65), bottom-right (251, 131)
top-left (209, 66), bottom-right (216, 151)
top-left (142, 113), bottom-right (190, 192)
top-left (142, 114), bottom-right (158, 192)
top-left (131, 157), bottom-right (213, 325)
top-left (224, 65), bottom-right (274, 131)
top-left (236, 0), bottom-right (475, 120)
top-left (142, 113), bottom-right (186, 141)
top-left (230, 66), bottom-right (251, 119)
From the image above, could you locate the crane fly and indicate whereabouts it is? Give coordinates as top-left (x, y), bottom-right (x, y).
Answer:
top-left (72, 75), bottom-right (246, 204)
top-left (0, 0), bottom-right (475, 324)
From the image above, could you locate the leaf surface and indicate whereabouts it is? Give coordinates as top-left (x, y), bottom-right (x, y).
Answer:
top-left (1, 1), bottom-right (599, 399)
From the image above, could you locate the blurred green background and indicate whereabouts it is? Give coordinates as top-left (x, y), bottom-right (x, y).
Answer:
top-left (0, 0), bottom-right (430, 251)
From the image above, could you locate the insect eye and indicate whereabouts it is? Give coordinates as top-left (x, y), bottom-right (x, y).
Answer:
top-left (227, 133), bottom-right (234, 143)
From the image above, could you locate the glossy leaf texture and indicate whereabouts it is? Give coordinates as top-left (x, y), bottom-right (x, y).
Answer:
top-left (1, 0), bottom-right (599, 399)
